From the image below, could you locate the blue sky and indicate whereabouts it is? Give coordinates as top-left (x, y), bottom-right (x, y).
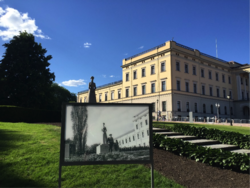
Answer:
top-left (0, 0), bottom-right (248, 95)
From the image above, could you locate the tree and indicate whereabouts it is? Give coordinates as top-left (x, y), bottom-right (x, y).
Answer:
top-left (0, 31), bottom-right (55, 109)
top-left (50, 83), bottom-right (77, 111)
top-left (71, 106), bottom-right (88, 155)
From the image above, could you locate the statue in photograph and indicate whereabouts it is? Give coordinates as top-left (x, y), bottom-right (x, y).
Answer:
top-left (107, 134), bottom-right (114, 153)
top-left (102, 123), bottom-right (108, 144)
top-left (88, 76), bottom-right (96, 103)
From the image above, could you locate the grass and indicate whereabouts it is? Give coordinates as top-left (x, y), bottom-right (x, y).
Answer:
top-left (153, 122), bottom-right (250, 135)
top-left (0, 122), bottom-right (184, 188)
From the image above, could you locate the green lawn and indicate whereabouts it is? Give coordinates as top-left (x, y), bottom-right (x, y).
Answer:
top-left (153, 122), bottom-right (250, 135)
top-left (0, 122), bottom-right (184, 188)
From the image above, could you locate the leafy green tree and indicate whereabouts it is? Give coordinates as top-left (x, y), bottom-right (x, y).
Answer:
top-left (50, 83), bottom-right (76, 111)
top-left (71, 106), bottom-right (88, 155)
top-left (0, 31), bottom-right (55, 109)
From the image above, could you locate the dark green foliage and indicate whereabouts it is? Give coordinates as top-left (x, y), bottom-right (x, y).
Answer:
top-left (153, 133), bottom-right (250, 172)
top-left (0, 31), bottom-right (55, 110)
top-left (0, 106), bottom-right (60, 122)
top-left (49, 83), bottom-right (76, 111)
top-left (171, 124), bottom-right (250, 149)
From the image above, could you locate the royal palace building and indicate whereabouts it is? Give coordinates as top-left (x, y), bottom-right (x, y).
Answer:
top-left (78, 40), bottom-right (250, 120)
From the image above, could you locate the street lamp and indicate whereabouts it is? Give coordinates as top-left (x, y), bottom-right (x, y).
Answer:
top-left (215, 103), bottom-right (220, 123)
top-left (157, 99), bottom-right (159, 121)
top-left (227, 95), bottom-right (233, 126)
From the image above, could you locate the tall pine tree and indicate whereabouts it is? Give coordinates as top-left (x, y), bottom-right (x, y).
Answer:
top-left (0, 31), bottom-right (55, 109)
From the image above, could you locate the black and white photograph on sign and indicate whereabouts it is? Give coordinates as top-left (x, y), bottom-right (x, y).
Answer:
top-left (64, 105), bottom-right (150, 163)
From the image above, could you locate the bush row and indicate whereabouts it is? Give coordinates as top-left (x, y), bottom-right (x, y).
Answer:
top-left (170, 124), bottom-right (250, 149)
top-left (0, 106), bottom-right (61, 123)
top-left (153, 133), bottom-right (250, 172)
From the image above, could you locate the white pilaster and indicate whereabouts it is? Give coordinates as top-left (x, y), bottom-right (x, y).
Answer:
top-left (236, 75), bottom-right (242, 100)
top-left (244, 76), bottom-right (247, 100)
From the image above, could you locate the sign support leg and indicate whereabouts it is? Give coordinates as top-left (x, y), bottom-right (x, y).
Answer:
top-left (151, 162), bottom-right (154, 188)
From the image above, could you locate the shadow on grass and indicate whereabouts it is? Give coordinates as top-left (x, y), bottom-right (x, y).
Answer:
top-left (0, 129), bottom-right (31, 152)
top-left (0, 129), bottom-right (48, 187)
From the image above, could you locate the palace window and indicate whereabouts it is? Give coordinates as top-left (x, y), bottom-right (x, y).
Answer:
top-left (133, 71), bottom-right (137, 79)
top-left (201, 69), bottom-right (204, 77)
top-left (216, 73), bottom-right (219, 81)
top-left (185, 82), bottom-right (189, 92)
top-left (111, 92), bottom-right (114, 100)
top-left (203, 104), bottom-right (206, 113)
top-left (193, 66), bottom-right (196, 75)
top-left (228, 76), bottom-right (231, 84)
top-left (162, 101), bottom-right (166, 112)
top-left (186, 102), bottom-right (189, 112)
top-left (223, 90), bottom-right (226, 98)
top-left (126, 73), bottom-right (129, 81)
top-left (140, 122), bottom-right (142, 127)
top-left (185, 64), bottom-right (188, 73)
top-left (151, 83), bottom-right (155, 93)
top-left (246, 79), bottom-right (248, 86)
top-left (177, 80), bottom-right (180, 91)
top-left (147, 130), bottom-right (149, 136)
top-left (151, 65), bottom-right (155, 74)
top-left (210, 105), bottom-right (213, 114)
top-left (194, 103), bottom-right (198, 113)
top-left (142, 131), bottom-right (144, 138)
top-left (209, 71), bottom-right (212, 79)
top-left (209, 87), bottom-right (213, 96)
top-left (230, 107), bottom-right (233, 115)
top-left (99, 95), bottom-right (102, 102)
top-left (177, 101), bottom-right (181, 111)
top-left (222, 75), bottom-right (225, 83)
top-left (118, 91), bottom-right (121, 99)
top-left (137, 133), bottom-right (139, 139)
top-left (217, 88), bottom-right (220, 97)
top-left (225, 106), bottom-right (227, 115)
top-left (105, 93), bottom-right (108, 101)
top-left (133, 136), bottom-right (135, 141)
top-left (162, 81), bottom-right (166, 91)
top-left (134, 87), bottom-right (137, 96)
top-left (145, 120), bottom-right (148, 125)
top-left (176, 62), bottom-right (180, 71)
top-left (142, 85), bottom-right (146, 95)
top-left (193, 83), bottom-right (197, 93)
top-left (136, 124), bottom-right (138, 129)
top-left (161, 62), bottom-right (165, 72)
top-left (202, 85), bottom-right (205, 95)
top-left (229, 90), bottom-right (232, 99)
top-left (241, 78), bottom-right (243, 84)
top-left (126, 89), bottom-right (129, 98)
top-left (142, 68), bottom-right (145, 77)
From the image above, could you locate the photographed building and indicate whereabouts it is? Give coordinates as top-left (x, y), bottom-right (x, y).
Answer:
top-left (114, 108), bottom-right (149, 148)
top-left (78, 40), bottom-right (250, 120)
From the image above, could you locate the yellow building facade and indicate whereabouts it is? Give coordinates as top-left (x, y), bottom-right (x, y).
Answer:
top-left (78, 41), bottom-right (250, 120)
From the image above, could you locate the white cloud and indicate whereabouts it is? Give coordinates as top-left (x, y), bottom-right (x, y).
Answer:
top-left (138, 46), bottom-right (144, 49)
top-left (102, 75), bottom-right (106, 78)
top-left (0, 7), bottom-right (50, 41)
top-left (84, 42), bottom-right (92, 48)
top-left (0, 0), bottom-right (4, 2)
top-left (124, 53), bottom-right (128, 55)
top-left (58, 83), bottom-right (62, 86)
top-left (110, 75), bottom-right (114, 78)
top-left (62, 79), bottom-right (86, 87)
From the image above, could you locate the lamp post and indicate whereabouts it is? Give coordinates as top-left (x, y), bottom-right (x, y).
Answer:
top-left (227, 95), bottom-right (233, 126)
top-left (157, 99), bottom-right (159, 121)
top-left (215, 103), bottom-right (220, 123)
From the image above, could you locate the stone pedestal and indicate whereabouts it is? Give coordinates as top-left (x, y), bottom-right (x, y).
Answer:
top-left (96, 144), bottom-right (109, 154)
